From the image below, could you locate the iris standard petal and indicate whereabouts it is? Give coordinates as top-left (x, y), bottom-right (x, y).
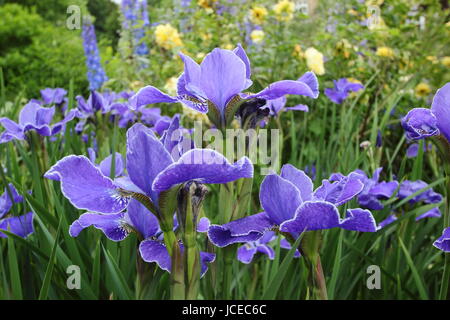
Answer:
top-left (431, 82), bottom-right (450, 142)
top-left (152, 149), bottom-right (253, 192)
top-left (99, 153), bottom-right (124, 178)
top-left (199, 48), bottom-right (247, 112)
top-left (126, 123), bottom-right (173, 202)
top-left (208, 212), bottom-right (274, 247)
top-left (44, 155), bottom-right (128, 214)
top-left (260, 174), bottom-right (302, 224)
top-left (280, 164), bottom-right (314, 201)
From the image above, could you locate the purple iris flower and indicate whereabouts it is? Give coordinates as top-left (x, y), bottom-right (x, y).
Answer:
top-left (70, 198), bottom-right (215, 275)
top-left (406, 142), bottom-right (432, 158)
top-left (237, 231), bottom-right (301, 264)
top-left (0, 184), bottom-right (34, 238)
top-left (398, 180), bottom-right (443, 221)
top-left (130, 45), bottom-right (319, 126)
top-left (401, 83), bottom-right (450, 142)
top-left (324, 78), bottom-right (364, 104)
top-left (45, 120), bottom-right (253, 220)
top-left (263, 96), bottom-right (309, 117)
top-left (0, 101), bottom-right (78, 144)
top-left (40, 88), bottom-right (67, 105)
top-left (354, 168), bottom-right (399, 210)
top-left (434, 227), bottom-right (450, 252)
top-left (208, 164), bottom-right (377, 248)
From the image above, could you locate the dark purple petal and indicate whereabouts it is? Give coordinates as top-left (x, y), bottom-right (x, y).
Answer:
top-left (129, 86), bottom-right (178, 110)
top-left (197, 217), bottom-right (210, 233)
top-left (237, 245), bottom-right (257, 264)
top-left (416, 207), bottom-right (441, 221)
top-left (259, 174), bottom-right (302, 224)
top-left (152, 149), bottom-right (253, 192)
top-left (431, 82), bottom-right (450, 142)
top-left (249, 79), bottom-right (319, 101)
top-left (69, 212), bottom-right (129, 241)
top-left (325, 88), bottom-right (346, 104)
top-left (433, 227), bottom-right (450, 252)
top-left (377, 214), bottom-right (397, 230)
top-left (298, 72), bottom-right (319, 98)
top-left (280, 238), bottom-right (301, 257)
top-left (0, 212), bottom-right (34, 238)
top-left (339, 208), bottom-right (377, 232)
top-left (280, 164), bottom-right (313, 201)
top-left (370, 181), bottom-right (399, 199)
top-left (179, 52), bottom-right (204, 98)
top-left (280, 201), bottom-right (340, 234)
top-left (44, 155), bottom-right (128, 213)
top-left (233, 44), bottom-right (252, 89)
top-left (125, 199), bottom-right (159, 239)
top-left (208, 212), bottom-right (274, 247)
top-left (313, 173), bottom-right (364, 206)
top-left (199, 48), bottom-right (247, 111)
top-left (401, 108), bottom-right (439, 140)
top-left (19, 102), bottom-right (54, 127)
top-left (99, 153), bottom-right (124, 178)
top-left (139, 239), bottom-right (171, 272)
top-left (406, 144), bottom-right (419, 158)
top-left (0, 118), bottom-right (24, 139)
top-left (257, 244), bottom-right (275, 260)
top-left (199, 251), bottom-right (216, 277)
top-left (126, 123), bottom-right (173, 202)
top-left (258, 230), bottom-right (276, 244)
top-left (0, 184), bottom-right (23, 219)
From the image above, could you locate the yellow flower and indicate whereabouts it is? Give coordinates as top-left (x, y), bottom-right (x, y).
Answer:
top-left (292, 44), bottom-right (304, 59)
top-left (155, 24), bottom-right (183, 50)
top-left (182, 105), bottom-right (211, 125)
top-left (376, 46), bottom-right (394, 58)
top-left (442, 57), bottom-right (450, 67)
top-left (366, 0), bottom-right (384, 5)
top-left (426, 56), bottom-right (439, 64)
top-left (304, 47), bottom-right (325, 75)
top-left (250, 30), bottom-right (265, 43)
top-left (249, 6), bottom-right (268, 25)
top-left (197, 0), bottom-right (217, 9)
top-left (347, 9), bottom-right (358, 16)
top-left (130, 81), bottom-right (144, 92)
top-left (164, 77), bottom-right (178, 96)
top-left (273, 0), bottom-right (295, 22)
top-left (415, 83), bottom-right (431, 98)
top-left (335, 39), bottom-right (352, 59)
top-left (445, 21), bottom-right (450, 27)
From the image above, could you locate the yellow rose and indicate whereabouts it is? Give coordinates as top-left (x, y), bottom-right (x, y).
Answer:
top-left (305, 47), bottom-right (325, 75)
top-left (442, 56), bottom-right (450, 67)
top-left (273, 0), bottom-right (295, 22)
top-left (415, 83), bottom-right (431, 98)
top-left (250, 30), bottom-right (265, 43)
top-left (376, 46), bottom-right (394, 58)
top-left (154, 24), bottom-right (183, 50)
top-left (249, 6), bottom-right (268, 25)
